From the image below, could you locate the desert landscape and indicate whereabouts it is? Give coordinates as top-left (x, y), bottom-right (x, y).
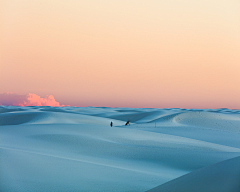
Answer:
top-left (1, 0), bottom-right (240, 191)
top-left (1, 106), bottom-right (240, 191)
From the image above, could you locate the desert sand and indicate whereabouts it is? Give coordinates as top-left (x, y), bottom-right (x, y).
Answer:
top-left (0, 106), bottom-right (240, 191)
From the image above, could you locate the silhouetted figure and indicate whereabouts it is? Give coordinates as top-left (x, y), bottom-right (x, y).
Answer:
top-left (125, 120), bottom-right (130, 126)
top-left (110, 121), bottom-right (113, 127)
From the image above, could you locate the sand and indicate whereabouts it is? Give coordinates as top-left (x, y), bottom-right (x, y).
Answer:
top-left (0, 106), bottom-right (240, 191)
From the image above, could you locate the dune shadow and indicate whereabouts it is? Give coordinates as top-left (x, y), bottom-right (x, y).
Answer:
top-left (0, 112), bottom-right (45, 126)
top-left (146, 156), bottom-right (240, 192)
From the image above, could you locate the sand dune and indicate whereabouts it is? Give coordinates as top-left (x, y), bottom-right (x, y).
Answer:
top-left (0, 106), bottom-right (240, 191)
top-left (0, 111), bottom-right (44, 125)
top-left (173, 111), bottom-right (240, 132)
top-left (146, 156), bottom-right (240, 192)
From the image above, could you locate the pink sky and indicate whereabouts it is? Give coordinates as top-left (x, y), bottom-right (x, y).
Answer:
top-left (1, 0), bottom-right (240, 108)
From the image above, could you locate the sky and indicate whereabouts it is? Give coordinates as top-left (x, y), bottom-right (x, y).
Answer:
top-left (1, 0), bottom-right (240, 108)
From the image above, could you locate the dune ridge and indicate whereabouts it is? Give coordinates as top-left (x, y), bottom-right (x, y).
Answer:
top-left (146, 156), bottom-right (240, 192)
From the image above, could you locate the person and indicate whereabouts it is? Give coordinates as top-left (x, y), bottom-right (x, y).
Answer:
top-left (110, 121), bottom-right (113, 127)
top-left (125, 120), bottom-right (130, 126)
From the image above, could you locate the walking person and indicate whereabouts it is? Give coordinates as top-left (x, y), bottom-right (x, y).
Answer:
top-left (110, 121), bottom-right (113, 127)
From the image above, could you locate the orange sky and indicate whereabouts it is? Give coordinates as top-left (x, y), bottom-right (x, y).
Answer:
top-left (1, 0), bottom-right (240, 108)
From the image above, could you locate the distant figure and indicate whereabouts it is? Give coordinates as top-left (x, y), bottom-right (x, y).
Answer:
top-left (125, 120), bottom-right (130, 126)
top-left (110, 121), bottom-right (113, 127)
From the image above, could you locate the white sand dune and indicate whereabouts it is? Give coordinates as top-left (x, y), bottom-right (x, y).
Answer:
top-left (0, 111), bottom-right (44, 125)
top-left (173, 111), bottom-right (240, 132)
top-left (0, 106), bottom-right (240, 191)
top-left (146, 156), bottom-right (240, 192)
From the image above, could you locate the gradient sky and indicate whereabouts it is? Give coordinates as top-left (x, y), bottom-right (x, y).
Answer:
top-left (1, 0), bottom-right (240, 108)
